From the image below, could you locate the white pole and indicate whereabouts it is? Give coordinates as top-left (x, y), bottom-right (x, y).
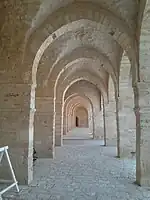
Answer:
top-left (5, 149), bottom-right (19, 192)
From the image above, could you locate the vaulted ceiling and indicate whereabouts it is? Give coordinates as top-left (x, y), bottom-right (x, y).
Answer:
top-left (26, 0), bottom-right (142, 100)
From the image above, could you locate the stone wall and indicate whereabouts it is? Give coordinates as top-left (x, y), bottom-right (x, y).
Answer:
top-left (0, 1), bottom-right (40, 184)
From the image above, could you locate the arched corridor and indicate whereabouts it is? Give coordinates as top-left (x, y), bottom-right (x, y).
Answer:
top-left (1, 0), bottom-right (150, 199)
top-left (74, 107), bottom-right (88, 128)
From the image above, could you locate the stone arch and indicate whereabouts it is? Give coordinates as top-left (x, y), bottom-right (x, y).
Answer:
top-left (30, 21), bottom-right (122, 155)
top-left (60, 58), bottom-right (108, 82)
top-left (44, 46), bottom-right (117, 88)
top-left (60, 73), bottom-right (108, 103)
top-left (23, 1), bottom-right (139, 90)
top-left (74, 106), bottom-right (89, 128)
top-left (25, 1), bottom-right (136, 60)
top-left (33, 20), bottom-right (121, 87)
top-left (54, 58), bottom-right (108, 99)
top-left (59, 63), bottom-right (106, 139)
top-left (28, 17), bottom-right (136, 158)
top-left (28, 1), bottom-right (137, 34)
top-left (27, 21), bottom-right (138, 154)
top-left (64, 94), bottom-right (94, 136)
top-left (54, 70), bottom-right (107, 146)
top-left (68, 102), bottom-right (89, 130)
top-left (65, 99), bottom-right (94, 139)
top-left (64, 79), bottom-right (102, 138)
top-left (0, 1), bottom-right (141, 186)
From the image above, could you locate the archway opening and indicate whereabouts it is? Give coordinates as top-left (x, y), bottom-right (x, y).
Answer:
top-left (76, 116), bottom-right (79, 127)
top-left (75, 107), bottom-right (89, 128)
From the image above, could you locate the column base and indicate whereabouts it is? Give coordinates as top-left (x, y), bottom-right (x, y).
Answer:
top-left (35, 136), bottom-right (54, 159)
top-left (120, 148), bottom-right (136, 159)
top-left (106, 138), bottom-right (117, 146)
top-left (136, 175), bottom-right (150, 187)
top-left (55, 135), bottom-right (63, 146)
top-left (34, 145), bottom-right (54, 159)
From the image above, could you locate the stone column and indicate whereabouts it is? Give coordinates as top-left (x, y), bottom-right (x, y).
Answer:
top-left (103, 100), bottom-right (106, 146)
top-left (54, 101), bottom-right (63, 146)
top-left (105, 77), bottom-right (117, 146)
top-left (119, 87), bottom-right (136, 158)
top-left (63, 110), bottom-right (67, 135)
top-left (135, 1), bottom-right (150, 186)
top-left (0, 84), bottom-right (34, 185)
top-left (135, 82), bottom-right (150, 186)
top-left (34, 97), bottom-right (54, 158)
top-left (105, 99), bottom-right (117, 146)
top-left (94, 109), bottom-right (104, 140)
top-left (115, 95), bottom-right (120, 158)
top-left (119, 54), bottom-right (136, 158)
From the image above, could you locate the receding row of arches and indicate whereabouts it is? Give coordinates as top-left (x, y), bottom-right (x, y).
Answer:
top-left (0, 0), bottom-right (150, 188)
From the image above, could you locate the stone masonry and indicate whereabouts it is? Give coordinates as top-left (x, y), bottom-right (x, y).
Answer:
top-left (0, 0), bottom-right (150, 190)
